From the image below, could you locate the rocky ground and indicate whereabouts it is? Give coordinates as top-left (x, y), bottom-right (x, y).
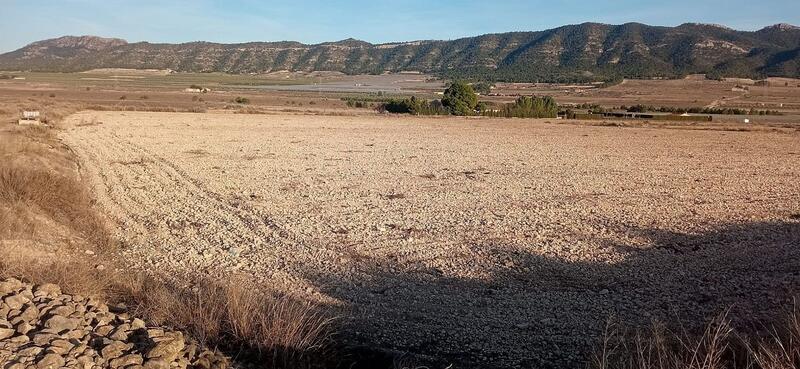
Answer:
top-left (0, 278), bottom-right (228, 369)
top-left (60, 111), bottom-right (800, 368)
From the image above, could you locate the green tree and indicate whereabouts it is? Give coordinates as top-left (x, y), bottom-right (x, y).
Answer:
top-left (442, 82), bottom-right (478, 116)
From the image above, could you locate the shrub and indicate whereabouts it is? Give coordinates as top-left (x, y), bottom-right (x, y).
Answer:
top-left (234, 96), bottom-right (250, 104)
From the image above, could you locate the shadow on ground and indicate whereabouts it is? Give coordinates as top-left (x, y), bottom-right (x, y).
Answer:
top-left (306, 218), bottom-right (800, 369)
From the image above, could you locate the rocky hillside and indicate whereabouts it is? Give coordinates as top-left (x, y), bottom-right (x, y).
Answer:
top-left (0, 23), bottom-right (798, 81)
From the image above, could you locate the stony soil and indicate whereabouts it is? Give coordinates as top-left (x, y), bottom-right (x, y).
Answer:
top-left (61, 111), bottom-right (800, 368)
top-left (0, 278), bottom-right (228, 369)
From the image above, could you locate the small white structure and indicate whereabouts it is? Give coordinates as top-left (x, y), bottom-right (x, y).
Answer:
top-left (743, 118), bottom-right (751, 124)
top-left (184, 87), bottom-right (211, 93)
top-left (18, 111), bottom-right (43, 125)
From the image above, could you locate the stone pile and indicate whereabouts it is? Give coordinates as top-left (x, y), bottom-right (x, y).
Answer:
top-left (0, 278), bottom-right (229, 369)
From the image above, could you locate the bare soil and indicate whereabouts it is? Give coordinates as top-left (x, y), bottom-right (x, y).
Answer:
top-left (60, 111), bottom-right (800, 368)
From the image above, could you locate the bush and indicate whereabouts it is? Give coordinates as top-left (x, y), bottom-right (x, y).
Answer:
top-left (234, 97), bottom-right (250, 104)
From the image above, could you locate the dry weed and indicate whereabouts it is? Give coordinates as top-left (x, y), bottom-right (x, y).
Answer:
top-left (592, 308), bottom-right (800, 369)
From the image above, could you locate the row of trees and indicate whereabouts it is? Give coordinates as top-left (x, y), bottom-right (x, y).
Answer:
top-left (624, 104), bottom-right (782, 116)
top-left (379, 96), bottom-right (450, 115)
top-left (377, 82), bottom-right (558, 118)
top-left (482, 96), bottom-right (558, 118)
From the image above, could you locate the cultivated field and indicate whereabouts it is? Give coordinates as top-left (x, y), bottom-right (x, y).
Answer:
top-left (60, 111), bottom-right (800, 368)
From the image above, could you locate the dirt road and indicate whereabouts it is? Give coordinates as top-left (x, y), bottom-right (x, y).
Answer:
top-left (61, 111), bottom-right (800, 368)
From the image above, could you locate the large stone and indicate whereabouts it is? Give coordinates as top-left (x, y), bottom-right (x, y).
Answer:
top-left (48, 305), bottom-right (76, 317)
top-left (43, 315), bottom-right (79, 333)
top-left (108, 323), bottom-right (131, 340)
top-left (109, 353), bottom-right (143, 368)
top-left (0, 278), bottom-right (23, 294)
top-left (14, 321), bottom-right (32, 335)
top-left (34, 284), bottom-right (61, 297)
top-left (100, 340), bottom-right (129, 360)
top-left (17, 346), bottom-right (44, 357)
top-left (142, 358), bottom-right (170, 369)
top-left (36, 353), bottom-right (65, 369)
top-left (32, 332), bottom-right (58, 345)
top-left (17, 304), bottom-right (39, 322)
top-left (47, 339), bottom-right (75, 354)
top-left (3, 294), bottom-right (28, 310)
top-left (145, 335), bottom-right (185, 362)
top-left (0, 327), bottom-right (14, 340)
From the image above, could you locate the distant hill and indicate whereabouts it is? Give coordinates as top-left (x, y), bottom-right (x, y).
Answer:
top-left (1, 23), bottom-right (798, 82)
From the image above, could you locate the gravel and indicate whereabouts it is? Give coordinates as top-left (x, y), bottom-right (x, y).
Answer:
top-left (0, 278), bottom-right (228, 369)
top-left (61, 111), bottom-right (800, 368)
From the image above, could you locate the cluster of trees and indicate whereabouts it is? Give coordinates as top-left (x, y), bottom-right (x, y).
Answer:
top-left (379, 96), bottom-right (450, 115)
top-left (376, 82), bottom-right (478, 116)
top-left (483, 96), bottom-right (559, 118)
top-left (376, 82), bottom-right (558, 119)
top-left (623, 104), bottom-right (782, 116)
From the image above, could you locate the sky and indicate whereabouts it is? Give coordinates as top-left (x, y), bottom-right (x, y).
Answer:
top-left (2, 0), bottom-right (799, 52)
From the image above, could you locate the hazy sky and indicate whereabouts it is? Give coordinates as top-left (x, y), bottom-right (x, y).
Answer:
top-left (2, 0), bottom-right (799, 52)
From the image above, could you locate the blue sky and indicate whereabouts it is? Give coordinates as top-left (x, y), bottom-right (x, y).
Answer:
top-left (2, 0), bottom-right (799, 52)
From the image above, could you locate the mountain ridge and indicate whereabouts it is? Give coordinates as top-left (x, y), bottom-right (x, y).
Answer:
top-left (2, 22), bottom-right (799, 82)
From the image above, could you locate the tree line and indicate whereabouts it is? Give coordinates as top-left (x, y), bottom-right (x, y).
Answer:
top-left (376, 82), bottom-right (558, 118)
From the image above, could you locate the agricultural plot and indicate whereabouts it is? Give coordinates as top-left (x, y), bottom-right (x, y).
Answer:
top-left (62, 111), bottom-right (800, 368)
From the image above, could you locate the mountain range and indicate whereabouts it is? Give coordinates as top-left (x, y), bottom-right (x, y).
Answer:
top-left (1, 22), bottom-right (798, 82)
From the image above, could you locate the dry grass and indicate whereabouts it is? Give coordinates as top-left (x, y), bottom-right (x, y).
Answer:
top-left (126, 277), bottom-right (335, 367)
top-left (0, 254), bottom-right (115, 299)
top-left (592, 307), bottom-right (800, 369)
top-left (0, 164), bottom-right (114, 248)
top-left (749, 305), bottom-right (800, 369)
